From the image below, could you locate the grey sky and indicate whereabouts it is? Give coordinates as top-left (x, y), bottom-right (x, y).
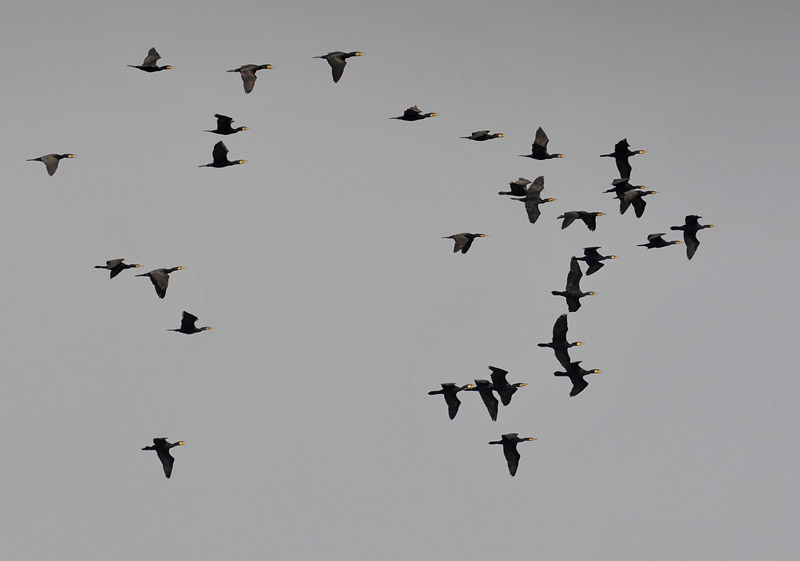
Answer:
top-left (2, 1), bottom-right (799, 559)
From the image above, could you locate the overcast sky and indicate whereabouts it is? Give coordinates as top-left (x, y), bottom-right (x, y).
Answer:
top-left (2, 1), bottom-right (799, 559)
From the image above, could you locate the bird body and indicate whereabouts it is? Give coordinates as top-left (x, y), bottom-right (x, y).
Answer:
top-left (488, 366), bottom-right (527, 406)
top-left (391, 105), bottom-right (437, 121)
top-left (520, 127), bottom-right (563, 160)
top-left (551, 257), bottom-right (595, 312)
top-left (638, 233), bottom-right (681, 249)
top-left (511, 176), bottom-right (556, 224)
top-left (205, 114), bottom-right (247, 135)
top-left (142, 438), bottom-right (184, 478)
top-left (227, 64), bottom-right (272, 93)
top-left (465, 379), bottom-right (499, 421)
top-left (128, 48), bottom-right (172, 72)
top-left (538, 314), bottom-right (583, 369)
top-left (428, 383), bottom-right (474, 420)
top-left (557, 211), bottom-right (605, 231)
top-left (314, 51), bottom-right (362, 83)
top-left (169, 311), bottom-right (212, 334)
top-left (575, 247), bottom-right (616, 275)
top-left (27, 153), bottom-right (74, 176)
top-left (554, 361), bottom-right (601, 397)
top-left (443, 233), bottom-right (487, 254)
top-left (94, 258), bottom-right (142, 279)
top-left (461, 130), bottom-right (504, 141)
top-left (488, 433), bottom-right (535, 476)
top-left (136, 266), bottom-right (183, 299)
top-left (670, 215), bottom-right (714, 259)
top-left (600, 138), bottom-right (646, 178)
top-left (619, 190), bottom-right (658, 218)
top-left (200, 141), bottom-right (245, 168)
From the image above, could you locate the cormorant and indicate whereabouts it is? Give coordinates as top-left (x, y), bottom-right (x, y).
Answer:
top-left (390, 105), bottom-right (437, 121)
top-left (199, 141), bottom-right (245, 168)
top-left (443, 233), bottom-right (487, 254)
top-left (465, 379), bottom-right (499, 421)
top-left (428, 383), bottom-right (475, 420)
top-left (136, 266), bottom-right (183, 299)
top-left (557, 211), bottom-right (605, 231)
top-left (551, 257), bottom-right (595, 312)
top-left (488, 433), bottom-right (536, 477)
top-left (27, 153), bottom-right (74, 176)
top-left (128, 48), bottom-right (172, 72)
top-left (313, 51), bottom-right (362, 83)
top-left (461, 130), bottom-right (504, 141)
top-left (638, 233), bottom-right (681, 249)
top-left (538, 314), bottom-right (583, 369)
top-left (488, 366), bottom-right (527, 406)
top-left (670, 215), bottom-right (714, 260)
top-left (511, 175), bottom-right (556, 224)
top-left (600, 138), bottom-right (646, 179)
top-left (498, 177), bottom-right (531, 197)
top-left (554, 361), bottom-right (601, 397)
top-left (576, 247), bottom-right (616, 275)
top-left (519, 127), bottom-right (563, 160)
top-left (205, 114), bottom-right (247, 135)
top-left (618, 190), bottom-right (658, 218)
top-left (227, 64), bottom-right (272, 93)
top-left (94, 258), bottom-right (142, 279)
top-left (142, 438), bottom-right (184, 478)
top-left (169, 311), bottom-right (212, 334)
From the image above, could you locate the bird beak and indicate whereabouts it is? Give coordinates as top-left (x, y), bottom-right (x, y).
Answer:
top-left (177, 266), bottom-right (184, 270)
top-left (557, 154), bottom-right (564, 158)
top-left (177, 441), bottom-right (185, 445)
top-left (355, 52), bottom-right (363, 56)
top-left (239, 160), bottom-right (247, 164)
top-left (68, 154), bottom-right (76, 158)
top-left (267, 65), bottom-right (273, 69)
top-left (610, 255), bottom-right (617, 259)
top-left (497, 133), bottom-right (505, 138)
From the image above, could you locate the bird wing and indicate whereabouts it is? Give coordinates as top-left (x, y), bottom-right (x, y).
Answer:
top-left (586, 262), bottom-right (604, 275)
top-left (566, 296), bottom-right (582, 312)
top-left (328, 57), bottom-right (347, 83)
top-left (448, 234), bottom-right (467, 253)
top-left (554, 347), bottom-right (573, 370)
top-left (472, 130), bottom-right (490, 137)
top-left (41, 155), bottom-right (59, 176)
top-left (106, 258), bottom-right (124, 268)
top-left (631, 195), bottom-right (646, 218)
top-left (553, 314), bottom-right (568, 343)
top-left (142, 48), bottom-right (161, 67)
top-left (560, 213), bottom-right (577, 229)
top-left (156, 448), bottom-right (175, 478)
top-left (180, 312), bottom-right (199, 331)
top-left (495, 386), bottom-right (517, 407)
top-left (212, 141), bottom-right (230, 163)
top-left (478, 389), bottom-right (499, 421)
top-left (684, 230), bottom-right (700, 259)
top-left (405, 106), bottom-right (422, 116)
top-left (489, 367), bottom-right (509, 386)
top-left (581, 213), bottom-right (599, 231)
top-left (566, 257), bottom-right (582, 291)
top-left (569, 375), bottom-right (589, 397)
top-left (239, 69), bottom-right (257, 93)
top-left (616, 157), bottom-right (632, 179)
top-left (215, 114), bottom-right (234, 128)
top-left (148, 270), bottom-right (169, 299)
top-left (534, 127), bottom-right (549, 149)
top-left (503, 443), bottom-right (521, 476)
top-left (443, 392), bottom-right (462, 420)
top-left (648, 233), bottom-right (666, 241)
top-left (528, 176), bottom-right (545, 195)
top-left (524, 200), bottom-right (542, 224)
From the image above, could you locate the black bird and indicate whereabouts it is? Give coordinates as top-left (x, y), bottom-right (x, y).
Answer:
top-left (670, 215), bottom-right (715, 260)
top-left (465, 379), bottom-right (499, 421)
top-left (600, 138), bottom-right (646, 179)
top-left (443, 233), bottom-right (487, 254)
top-left (169, 311), bottom-right (212, 334)
top-left (27, 153), bottom-right (74, 176)
top-left (603, 178), bottom-right (645, 198)
top-left (314, 51), bottom-right (362, 83)
top-left (554, 361), bottom-right (601, 397)
top-left (488, 433), bottom-right (536, 477)
top-left (205, 114), bottom-right (247, 135)
top-left (618, 190), bottom-right (658, 218)
top-left (227, 64), bottom-right (272, 93)
top-left (488, 366), bottom-right (527, 406)
top-left (428, 383), bottom-right (475, 420)
top-left (390, 105), bottom-right (437, 121)
top-left (557, 211), bottom-right (605, 231)
top-left (199, 141), bottom-right (245, 168)
top-left (94, 258), bottom-right (142, 279)
top-left (461, 130), bottom-right (504, 141)
top-left (142, 438), bottom-right (184, 478)
top-left (538, 314), bottom-right (583, 369)
top-left (576, 247), bottom-right (616, 275)
top-left (498, 177), bottom-right (531, 197)
top-left (519, 127), bottom-right (563, 160)
top-left (638, 233), bottom-right (682, 249)
top-left (136, 266), bottom-right (183, 299)
top-left (128, 48), bottom-right (172, 72)
top-left (552, 257), bottom-right (595, 312)
top-left (511, 175), bottom-right (556, 224)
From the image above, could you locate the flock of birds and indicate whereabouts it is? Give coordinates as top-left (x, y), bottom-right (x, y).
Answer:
top-left (27, 46), bottom-right (715, 480)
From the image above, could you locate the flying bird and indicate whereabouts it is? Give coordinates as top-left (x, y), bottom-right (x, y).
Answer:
top-left (390, 105), bottom-right (437, 121)
top-left (199, 141), bottom-right (245, 168)
top-left (554, 361), bottom-right (601, 397)
top-left (27, 153), bottom-right (74, 176)
top-left (465, 379), bottom-right (499, 421)
top-left (498, 177), bottom-right (531, 197)
top-left (670, 215), bottom-right (714, 260)
top-left (136, 266), bottom-right (183, 299)
top-left (557, 211), bottom-right (605, 231)
top-left (575, 247), bottom-right (616, 275)
top-left (169, 311), bottom-right (212, 334)
top-left (618, 190), bottom-right (658, 218)
top-left (551, 257), bottom-right (595, 312)
top-left (227, 64), bottom-right (272, 93)
top-left (538, 314), bottom-right (583, 369)
top-left (314, 51), bottom-right (362, 83)
top-left (204, 114), bottom-right (247, 135)
top-left (461, 130), bottom-right (504, 141)
top-left (511, 175), bottom-right (556, 224)
top-left (142, 438), bottom-right (184, 478)
top-left (443, 233), bottom-right (487, 254)
top-left (128, 48), bottom-right (172, 72)
top-left (488, 366), bottom-right (527, 406)
top-left (519, 127), bottom-right (563, 160)
top-left (638, 233), bottom-right (682, 249)
top-left (428, 383), bottom-right (474, 420)
top-left (600, 138), bottom-right (646, 179)
top-left (94, 259), bottom-right (142, 279)
top-left (488, 433), bottom-right (536, 477)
